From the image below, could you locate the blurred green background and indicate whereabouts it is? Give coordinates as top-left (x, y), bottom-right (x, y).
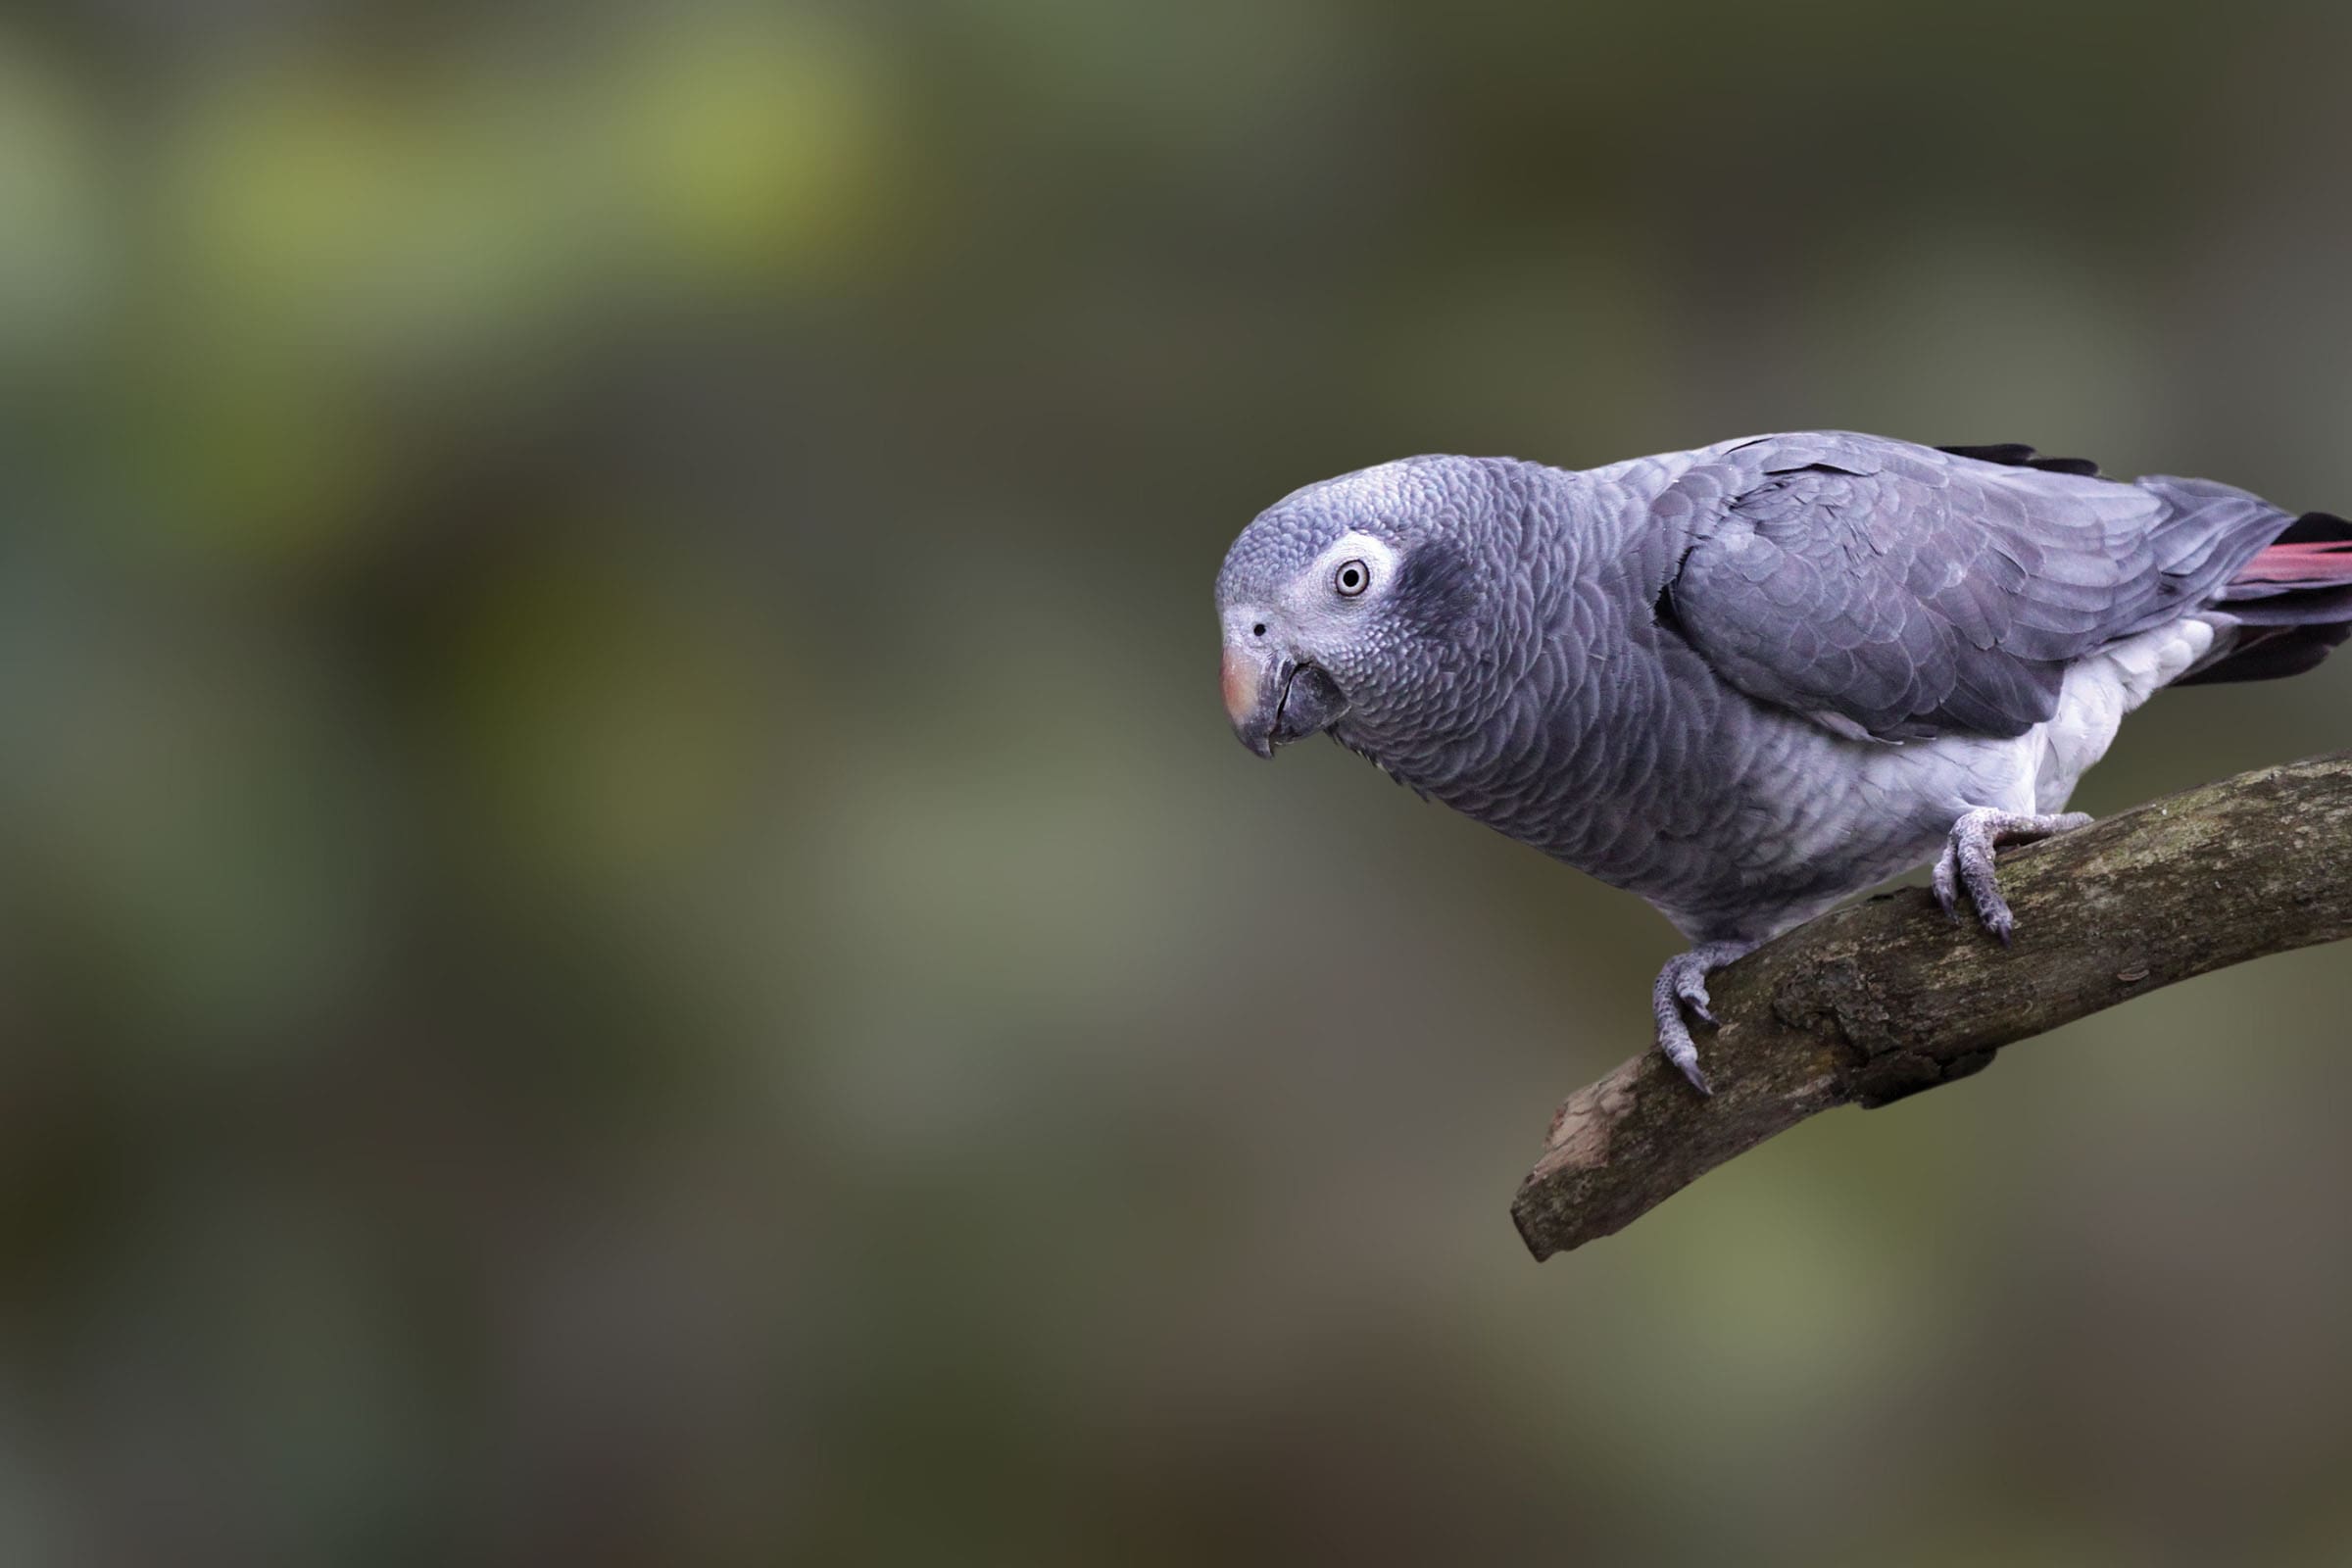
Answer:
top-left (4, 1), bottom-right (2351, 1562)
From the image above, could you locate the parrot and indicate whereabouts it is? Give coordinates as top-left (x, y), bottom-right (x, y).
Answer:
top-left (1214, 432), bottom-right (2352, 1093)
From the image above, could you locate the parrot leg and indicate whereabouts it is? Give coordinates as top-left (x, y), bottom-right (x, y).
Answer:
top-left (1651, 940), bottom-right (1758, 1097)
top-left (1932, 808), bottom-right (2092, 945)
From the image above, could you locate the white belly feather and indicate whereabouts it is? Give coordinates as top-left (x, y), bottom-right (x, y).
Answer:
top-left (2026, 616), bottom-right (2217, 810)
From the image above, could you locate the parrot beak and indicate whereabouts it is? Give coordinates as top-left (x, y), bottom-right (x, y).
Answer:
top-left (1223, 645), bottom-right (1348, 758)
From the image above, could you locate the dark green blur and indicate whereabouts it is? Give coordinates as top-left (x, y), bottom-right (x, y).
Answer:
top-left (2, 2), bottom-right (2350, 1561)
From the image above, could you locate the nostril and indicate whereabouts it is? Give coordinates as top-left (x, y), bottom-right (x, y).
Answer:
top-left (1252, 623), bottom-right (1266, 637)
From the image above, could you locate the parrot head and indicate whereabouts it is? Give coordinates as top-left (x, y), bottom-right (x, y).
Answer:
top-left (1214, 456), bottom-right (1502, 759)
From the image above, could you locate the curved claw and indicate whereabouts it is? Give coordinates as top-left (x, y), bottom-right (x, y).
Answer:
top-left (1664, 1033), bottom-right (1714, 1097)
top-left (1676, 971), bottom-right (1716, 1026)
top-left (1931, 843), bottom-right (1962, 920)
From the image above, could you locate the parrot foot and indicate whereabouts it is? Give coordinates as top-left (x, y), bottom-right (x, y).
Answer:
top-left (1931, 808), bottom-right (2092, 944)
top-left (1651, 941), bottom-right (1757, 1097)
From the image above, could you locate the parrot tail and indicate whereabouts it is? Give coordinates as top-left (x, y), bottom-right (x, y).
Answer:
top-left (2180, 511), bottom-right (2352, 685)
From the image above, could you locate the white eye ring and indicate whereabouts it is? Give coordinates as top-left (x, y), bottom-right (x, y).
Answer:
top-left (1333, 559), bottom-right (1371, 598)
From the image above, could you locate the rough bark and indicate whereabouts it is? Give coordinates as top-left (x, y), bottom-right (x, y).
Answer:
top-left (1513, 753), bottom-right (2352, 1260)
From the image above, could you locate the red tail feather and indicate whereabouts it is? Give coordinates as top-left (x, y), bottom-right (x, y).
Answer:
top-left (2232, 539), bottom-right (2352, 587)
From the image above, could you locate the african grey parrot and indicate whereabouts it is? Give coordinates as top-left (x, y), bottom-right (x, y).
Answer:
top-left (1214, 432), bottom-right (2352, 1093)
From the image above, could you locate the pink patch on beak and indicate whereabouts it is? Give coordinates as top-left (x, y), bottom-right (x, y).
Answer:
top-left (1222, 647), bottom-right (1259, 726)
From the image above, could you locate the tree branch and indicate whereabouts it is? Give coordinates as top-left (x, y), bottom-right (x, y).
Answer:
top-left (1512, 753), bottom-right (2352, 1260)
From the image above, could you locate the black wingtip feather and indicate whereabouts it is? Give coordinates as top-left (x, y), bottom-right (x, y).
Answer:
top-left (2278, 511), bottom-right (2352, 544)
top-left (1937, 443), bottom-right (2102, 477)
top-left (2176, 623), bottom-right (2352, 686)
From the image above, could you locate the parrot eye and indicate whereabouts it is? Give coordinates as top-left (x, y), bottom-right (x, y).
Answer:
top-left (1334, 559), bottom-right (1371, 598)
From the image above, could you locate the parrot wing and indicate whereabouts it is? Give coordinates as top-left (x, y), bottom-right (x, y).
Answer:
top-left (1650, 432), bottom-right (2285, 741)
